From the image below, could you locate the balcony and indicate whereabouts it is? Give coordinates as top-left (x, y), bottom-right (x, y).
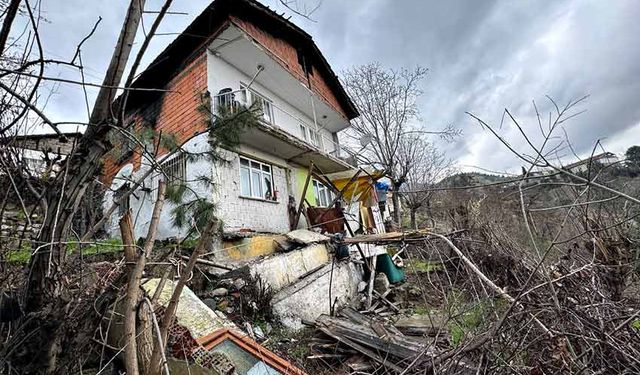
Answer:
top-left (212, 89), bottom-right (354, 173)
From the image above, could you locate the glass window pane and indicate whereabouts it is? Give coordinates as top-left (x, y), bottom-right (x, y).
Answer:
top-left (263, 174), bottom-right (272, 199)
top-left (310, 130), bottom-right (317, 146)
top-left (263, 101), bottom-right (272, 123)
top-left (240, 168), bottom-right (250, 196)
top-left (313, 182), bottom-right (320, 204)
top-left (323, 189), bottom-right (332, 207)
top-left (239, 89), bottom-right (248, 104)
top-left (251, 161), bottom-right (260, 170)
top-left (262, 165), bottom-right (271, 173)
top-left (300, 125), bottom-right (307, 140)
top-left (319, 186), bottom-right (326, 206)
top-left (251, 170), bottom-right (262, 198)
top-left (240, 158), bottom-right (249, 167)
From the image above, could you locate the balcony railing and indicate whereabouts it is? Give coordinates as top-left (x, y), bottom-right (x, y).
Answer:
top-left (212, 89), bottom-right (350, 160)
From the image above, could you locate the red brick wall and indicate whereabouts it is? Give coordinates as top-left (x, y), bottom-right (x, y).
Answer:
top-left (231, 17), bottom-right (348, 119)
top-left (101, 52), bottom-right (208, 185)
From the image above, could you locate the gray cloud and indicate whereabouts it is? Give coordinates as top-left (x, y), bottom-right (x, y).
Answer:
top-left (22, 0), bottom-right (640, 172)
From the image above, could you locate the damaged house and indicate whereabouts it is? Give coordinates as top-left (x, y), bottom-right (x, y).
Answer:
top-left (100, 0), bottom-right (391, 336)
top-left (102, 0), bottom-right (366, 239)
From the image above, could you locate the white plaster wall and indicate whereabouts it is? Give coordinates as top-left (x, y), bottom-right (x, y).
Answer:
top-left (213, 144), bottom-right (291, 233)
top-left (104, 134), bottom-right (293, 239)
top-left (207, 51), bottom-right (336, 154)
top-left (104, 133), bottom-right (213, 240)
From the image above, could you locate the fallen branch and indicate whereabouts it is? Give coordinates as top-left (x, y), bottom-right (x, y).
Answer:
top-left (429, 232), bottom-right (552, 337)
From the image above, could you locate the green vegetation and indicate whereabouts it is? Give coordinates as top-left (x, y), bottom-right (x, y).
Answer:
top-left (407, 259), bottom-right (442, 273)
top-left (75, 238), bottom-right (124, 256)
top-left (448, 301), bottom-right (488, 346)
top-left (6, 246), bottom-right (32, 263)
top-left (6, 238), bottom-right (124, 264)
top-left (411, 304), bottom-right (431, 315)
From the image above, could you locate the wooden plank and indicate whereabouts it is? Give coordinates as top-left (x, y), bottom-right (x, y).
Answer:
top-left (317, 325), bottom-right (404, 374)
top-left (316, 315), bottom-right (431, 360)
top-left (338, 307), bottom-right (371, 325)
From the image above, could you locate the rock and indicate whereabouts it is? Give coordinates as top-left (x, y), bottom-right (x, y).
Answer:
top-left (202, 298), bottom-right (217, 311)
top-left (253, 325), bottom-right (265, 340)
top-left (211, 287), bottom-right (228, 297)
top-left (373, 273), bottom-right (390, 295)
top-left (216, 278), bottom-right (233, 287)
top-left (357, 281), bottom-right (368, 292)
top-left (233, 278), bottom-right (246, 291)
top-left (217, 299), bottom-right (229, 311)
top-left (286, 229), bottom-right (329, 244)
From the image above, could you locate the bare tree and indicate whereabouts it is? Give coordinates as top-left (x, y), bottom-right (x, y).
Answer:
top-left (342, 63), bottom-right (456, 227)
top-left (400, 139), bottom-right (452, 229)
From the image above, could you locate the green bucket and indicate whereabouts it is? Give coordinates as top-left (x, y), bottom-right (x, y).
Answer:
top-left (376, 253), bottom-right (405, 284)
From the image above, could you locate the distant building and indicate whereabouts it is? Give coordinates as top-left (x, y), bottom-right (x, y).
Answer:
top-left (0, 132), bottom-right (81, 177)
top-left (562, 152), bottom-right (619, 174)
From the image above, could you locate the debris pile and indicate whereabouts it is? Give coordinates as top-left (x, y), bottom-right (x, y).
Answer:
top-left (309, 307), bottom-right (444, 373)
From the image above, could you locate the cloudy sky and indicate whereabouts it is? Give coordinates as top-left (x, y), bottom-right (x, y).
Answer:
top-left (15, 0), bottom-right (640, 174)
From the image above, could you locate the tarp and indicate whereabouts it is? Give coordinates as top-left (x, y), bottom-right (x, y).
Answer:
top-left (327, 169), bottom-right (385, 206)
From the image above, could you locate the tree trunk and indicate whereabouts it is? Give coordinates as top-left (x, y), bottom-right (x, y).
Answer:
top-left (122, 181), bottom-right (166, 375)
top-left (148, 218), bottom-right (219, 375)
top-left (410, 207), bottom-right (417, 230)
top-left (391, 182), bottom-right (402, 228)
top-left (27, 0), bottom-right (146, 313)
top-left (17, 1), bottom-right (146, 372)
top-left (0, 0), bottom-right (21, 55)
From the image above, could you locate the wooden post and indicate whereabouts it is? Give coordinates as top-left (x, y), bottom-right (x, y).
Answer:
top-left (366, 248), bottom-right (377, 309)
top-left (293, 162), bottom-right (314, 230)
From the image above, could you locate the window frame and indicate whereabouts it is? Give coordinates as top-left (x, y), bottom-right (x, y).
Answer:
top-left (299, 123), bottom-right (309, 141)
top-left (312, 179), bottom-right (333, 207)
top-left (309, 128), bottom-right (322, 148)
top-left (159, 151), bottom-right (187, 193)
top-left (299, 123), bottom-right (323, 148)
top-left (239, 156), bottom-right (276, 201)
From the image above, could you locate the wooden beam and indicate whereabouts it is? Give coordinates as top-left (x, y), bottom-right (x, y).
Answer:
top-left (293, 162), bottom-right (313, 230)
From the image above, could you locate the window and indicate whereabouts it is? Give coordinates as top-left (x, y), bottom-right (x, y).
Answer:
top-left (300, 124), bottom-right (322, 148)
top-left (296, 48), bottom-right (313, 76)
top-left (239, 156), bottom-right (275, 201)
top-left (299, 124), bottom-right (309, 141)
top-left (309, 129), bottom-right (322, 148)
top-left (160, 152), bottom-right (187, 189)
top-left (313, 179), bottom-right (333, 207)
top-left (240, 85), bottom-right (273, 123)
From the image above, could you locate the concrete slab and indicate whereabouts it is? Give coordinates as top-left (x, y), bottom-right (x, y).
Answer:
top-left (286, 229), bottom-right (329, 244)
top-left (249, 243), bottom-right (330, 291)
top-left (272, 261), bottom-right (363, 330)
